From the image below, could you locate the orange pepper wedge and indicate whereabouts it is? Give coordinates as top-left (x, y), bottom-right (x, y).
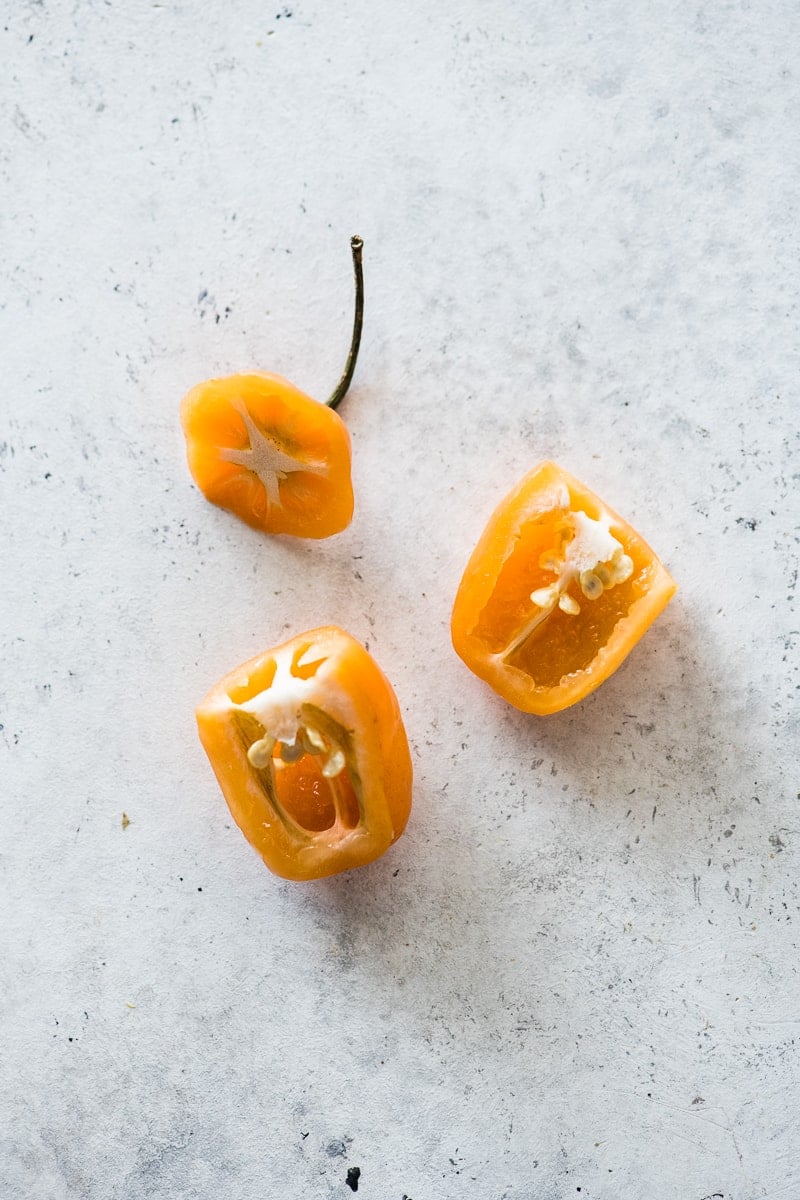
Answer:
top-left (451, 461), bottom-right (677, 714)
top-left (180, 237), bottom-right (363, 539)
top-left (195, 626), bottom-right (412, 880)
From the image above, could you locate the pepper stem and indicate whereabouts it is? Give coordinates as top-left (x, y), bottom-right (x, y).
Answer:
top-left (326, 235), bottom-right (364, 410)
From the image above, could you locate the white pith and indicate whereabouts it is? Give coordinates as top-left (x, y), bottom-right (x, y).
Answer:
top-left (219, 398), bottom-right (329, 509)
top-left (561, 510), bottom-right (624, 579)
top-left (530, 506), bottom-right (633, 615)
top-left (237, 645), bottom-right (346, 778)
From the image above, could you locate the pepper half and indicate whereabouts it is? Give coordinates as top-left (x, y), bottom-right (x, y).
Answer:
top-left (195, 626), bottom-right (412, 880)
top-left (451, 461), bottom-right (677, 714)
top-left (180, 237), bottom-right (363, 539)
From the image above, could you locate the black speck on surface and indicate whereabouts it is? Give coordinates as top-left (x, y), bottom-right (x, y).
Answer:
top-left (345, 1166), bottom-right (360, 1191)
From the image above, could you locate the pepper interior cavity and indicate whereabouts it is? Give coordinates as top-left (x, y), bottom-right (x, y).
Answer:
top-left (451, 462), bottom-right (677, 714)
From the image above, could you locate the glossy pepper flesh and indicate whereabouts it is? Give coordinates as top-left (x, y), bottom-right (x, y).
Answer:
top-left (451, 461), bottom-right (677, 714)
top-left (195, 626), bottom-right (412, 880)
top-left (180, 237), bottom-right (363, 539)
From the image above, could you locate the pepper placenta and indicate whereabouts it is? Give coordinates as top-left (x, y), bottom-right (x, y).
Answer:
top-left (195, 626), bottom-right (412, 880)
top-left (451, 461), bottom-right (677, 714)
top-left (180, 237), bottom-right (363, 539)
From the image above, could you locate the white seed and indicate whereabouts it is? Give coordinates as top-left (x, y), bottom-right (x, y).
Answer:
top-left (611, 553), bottom-right (634, 584)
top-left (247, 736), bottom-right (275, 769)
top-left (302, 724), bottom-right (326, 754)
top-left (580, 570), bottom-right (604, 600)
top-left (322, 747), bottom-right (346, 778)
top-left (279, 739), bottom-right (305, 763)
top-left (594, 564), bottom-right (612, 588)
top-left (538, 552), bottom-right (562, 573)
top-left (558, 592), bottom-right (581, 616)
top-left (530, 584), bottom-right (559, 608)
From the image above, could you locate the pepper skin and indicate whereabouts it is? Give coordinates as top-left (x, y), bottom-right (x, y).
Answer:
top-left (195, 627), bottom-right (412, 880)
top-left (451, 461), bottom-right (677, 714)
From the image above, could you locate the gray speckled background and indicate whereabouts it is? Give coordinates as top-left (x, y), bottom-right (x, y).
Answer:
top-left (1, 2), bottom-right (798, 1197)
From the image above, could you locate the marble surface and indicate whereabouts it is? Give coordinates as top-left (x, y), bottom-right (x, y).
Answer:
top-left (2, 3), bottom-right (798, 1197)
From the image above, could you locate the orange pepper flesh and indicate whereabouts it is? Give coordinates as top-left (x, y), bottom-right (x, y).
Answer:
top-left (272, 753), bottom-right (361, 832)
top-left (180, 372), bottom-right (354, 539)
top-left (195, 626), bottom-right (412, 880)
top-left (451, 461), bottom-right (677, 714)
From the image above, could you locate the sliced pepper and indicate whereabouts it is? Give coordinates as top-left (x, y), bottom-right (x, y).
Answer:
top-left (180, 237), bottom-right (363, 539)
top-left (451, 461), bottom-right (677, 714)
top-left (181, 371), bottom-right (354, 538)
top-left (195, 626), bottom-right (412, 880)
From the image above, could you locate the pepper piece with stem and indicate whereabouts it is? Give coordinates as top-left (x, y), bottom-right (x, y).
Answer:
top-left (180, 236), bottom-right (365, 539)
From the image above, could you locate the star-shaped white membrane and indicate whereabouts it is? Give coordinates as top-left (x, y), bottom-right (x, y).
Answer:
top-left (218, 398), bottom-right (329, 508)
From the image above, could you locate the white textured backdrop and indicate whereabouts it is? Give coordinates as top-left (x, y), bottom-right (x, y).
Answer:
top-left (1, 2), bottom-right (798, 1198)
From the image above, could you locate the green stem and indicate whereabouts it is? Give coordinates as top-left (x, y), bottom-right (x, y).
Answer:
top-left (326, 235), bottom-right (364, 410)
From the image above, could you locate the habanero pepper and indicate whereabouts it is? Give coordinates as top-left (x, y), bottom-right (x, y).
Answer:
top-left (180, 237), bottom-right (364, 539)
top-left (195, 626), bottom-right (412, 880)
top-left (451, 461), bottom-right (677, 714)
